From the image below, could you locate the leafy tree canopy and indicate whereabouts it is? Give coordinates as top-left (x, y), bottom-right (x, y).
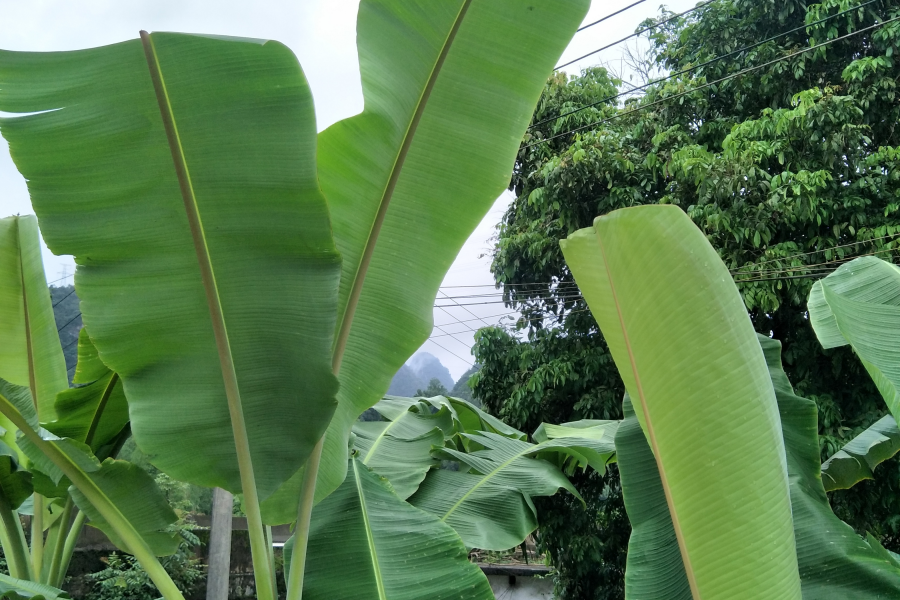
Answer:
top-left (415, 378), bottom-right (449, 398)
top-left (473, 1), bottom-right (900, 597)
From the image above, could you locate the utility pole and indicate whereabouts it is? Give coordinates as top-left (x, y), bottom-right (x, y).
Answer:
top-left (206, 488), bottom-right (234, 600)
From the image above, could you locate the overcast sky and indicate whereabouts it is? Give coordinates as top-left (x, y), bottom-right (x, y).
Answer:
top-left (0, 0), bottom-right (695, 379)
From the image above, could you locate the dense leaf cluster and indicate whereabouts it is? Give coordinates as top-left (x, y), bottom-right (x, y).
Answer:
top-left (473, 0), bottom-right (900, 597)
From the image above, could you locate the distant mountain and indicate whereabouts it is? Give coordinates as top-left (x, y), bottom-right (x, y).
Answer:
top-left (387, 353), bottom-right (481, 406)
top-left (387, 364), bottom-right (426, 397)
top-left (407, 352), bottom-right (454, 390)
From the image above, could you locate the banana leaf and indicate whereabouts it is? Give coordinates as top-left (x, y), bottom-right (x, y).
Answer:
top-left (313, 0), bottom-right (590, 503)
top-left (409, 431), bottom-right (609, 550)
top-left (820, 415), bottom-right (900, 492)
top-left (0, 33), bottom-right (341, 501)
top-left (561, 205), bottom-right (801, 599)
top-left (0, 216), bottom-right (67, 423)
top-left (615, 336), bottom-right (900, 599)
top-left (352, 401), bottom-right (452, 499)
top-left (287, 458), bottom-right (493, 600)
top-left (46, 330), bottom-right (128, 457)
top-left (0, 574), bottom-right (67, 600)
top-left (808, 256), bottom-right (900, 425)
top-left (532, 419), bottom-right (619, 473)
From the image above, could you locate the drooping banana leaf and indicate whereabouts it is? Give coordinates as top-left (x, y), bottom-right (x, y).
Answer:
top-left (376, 395), bottom-right (525, 442)
top-left (409, 431), bottom-right (609, 550)
top-left (286, 458), bottom-right (493, 600)
top-left (820, 415), bottom-right (900, 492)
top-left (560, 205), bottom-right (802, 599)
top-left (808, 256), bottom-right (900, 424)
top-left (532, 419), bottom-right (619, 473)
top-left (313, 0), bottom-right (590, 503)
top-left (615, 335), bottom-right (900, 599)
top-left (0, 34), bottom-right (341, 502)
top-left (0, 216), bottom-right (67, 422)
top-left (46, 330), bottom-right (129, 458)
top-left (0, 377), bottom-right (182, 599)
top-left (352, 401), bottom-right (452, 499)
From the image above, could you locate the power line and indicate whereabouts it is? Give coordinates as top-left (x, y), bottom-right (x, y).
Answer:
top-left (733, 231), bottom-right (900, 270)
top-left (438, 290), bottom-right (492, 328)
top-left (556, 0), bottom-right (716, 70)
top-left (532, 0), bottom-right (879, 130)
top-left (56, 311), bottom-right (82, 333)
top-left (530, 15), bottom-right (900, 149)
top-left (425, 337), bottom-right (474, 367)
top-left (52, 287), bottom-right (77, 308)
top-left (576, 0), bottom-right (648, 33)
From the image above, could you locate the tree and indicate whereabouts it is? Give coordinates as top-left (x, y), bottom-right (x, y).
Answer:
top-left (415, 378), bottom-right (449, 398)
top-left (473, 0), bottom-right (900, 597)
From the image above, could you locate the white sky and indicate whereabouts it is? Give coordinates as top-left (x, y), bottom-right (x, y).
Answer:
top-left (0, 0), bottom-right (695, 380)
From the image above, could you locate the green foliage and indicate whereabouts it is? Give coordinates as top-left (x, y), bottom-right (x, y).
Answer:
top-left (474, 1), bottom-right (900, 595)
top-left (448, 365), bottom-right (480, 405)
top-left (84, 528), bottom-right (204, 600)
top-left (414, 378), bottom-right (449, 398)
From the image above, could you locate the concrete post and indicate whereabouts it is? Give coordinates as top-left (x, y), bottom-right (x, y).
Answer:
top-left (206, 488), bottom-right (234, 600)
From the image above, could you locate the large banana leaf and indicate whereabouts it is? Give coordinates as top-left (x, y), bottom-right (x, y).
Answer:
top-left (615, 335), bottom-right (900, 599)
top-left (0, 216), bottom-right (67, 421)
top-left (820, 415), bottom-right (900, 491)
top-left (352, 400), bottom-right (452, 499)
top-left (287, 458), bottom-right (493, 600)
top-left (0, 34), bottom-right (341, 500)
top-left (313, 0), bottom-right (590, 502)
top-left (409, 431), bottom-right (614, 550)
top-left (808, 256), bottom-right (900, 424)
top-left (560, 205), bottom-right (801, 600)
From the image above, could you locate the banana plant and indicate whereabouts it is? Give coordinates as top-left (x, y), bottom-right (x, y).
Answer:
top-left (561, 205), bottom-right (900, 599)
top-left (0, 1), bottom-right (589, 598)
top-left (0, 216), bottom-right (177, 595)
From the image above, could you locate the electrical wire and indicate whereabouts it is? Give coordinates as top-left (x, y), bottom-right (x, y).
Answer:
top-left (555, 0), bottom-right (716, 70)
top-left (529, 15), bottom-right (900, 149)
top-left (52, 287), bottom-right (77, 308)
top-left (576, 0), bottom-right (648, 33)
top-left (425, 337), bottom-right (474, 366)
top-left (56, 312), bottom-right (82, 333)
top-left (531, 0), bottom-right (879, 130)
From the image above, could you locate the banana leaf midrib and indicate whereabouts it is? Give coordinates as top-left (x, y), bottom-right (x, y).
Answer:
top-left (139, 31), bottom-right (273, 600)
top-left (361, 415), bottom-right (405, 464)
top-left (439, 442), bottom-right (535, 522)
top-left (352, 461), bottom-right (388, 600)
top-left (330, 0), bottom-right (474, 374)
top-left (84, 372), bottom-right (119, 447)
